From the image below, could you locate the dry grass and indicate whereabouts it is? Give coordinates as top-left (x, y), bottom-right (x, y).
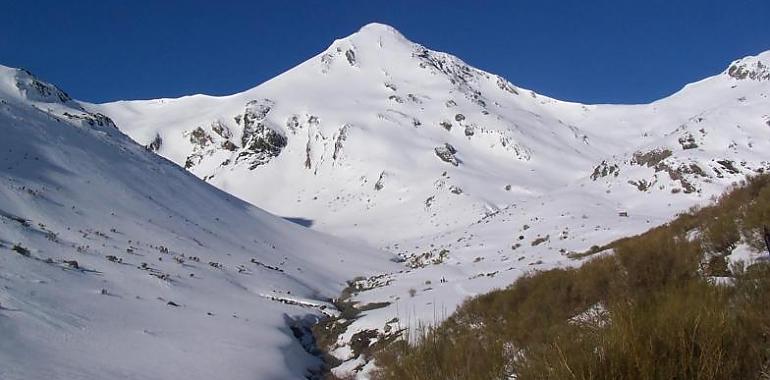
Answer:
top-left (373, 175), bottom-right (770, 380)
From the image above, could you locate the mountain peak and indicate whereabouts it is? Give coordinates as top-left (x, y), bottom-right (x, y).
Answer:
top-left (357, 22), bottom-right (400, 35)
top-left (347, 22), bottom-right (410, 46)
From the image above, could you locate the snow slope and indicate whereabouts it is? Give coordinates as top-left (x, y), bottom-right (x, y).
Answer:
top-left (0, 65), bottom-right (397, 380)
top-left (37, 23), bottom-right (770, 377)
top-left (95, 24), bottom-right (770, 248)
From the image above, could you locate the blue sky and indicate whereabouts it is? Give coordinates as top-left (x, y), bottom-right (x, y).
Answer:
top-left (1, 0), bottom-right (768, 104)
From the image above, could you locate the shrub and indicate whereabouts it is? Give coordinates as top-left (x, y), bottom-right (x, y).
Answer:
top-left (374, 174), bottom-right (770, 380)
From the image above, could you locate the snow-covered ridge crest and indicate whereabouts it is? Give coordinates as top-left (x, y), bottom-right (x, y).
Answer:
top-left (726, 51), bottom-right (770, 81)
top-left (0, 65), bottom-right (75, 105)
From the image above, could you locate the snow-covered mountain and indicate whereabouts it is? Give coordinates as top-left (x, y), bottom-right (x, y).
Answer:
top-left (0, 65), bottom-right (397, 379)
top-left (96, 23), bottom-right (770, 247)
top-left (4, 21), bottom-right (770, 379)
top-left (92, 23), bottom-right (770, 377)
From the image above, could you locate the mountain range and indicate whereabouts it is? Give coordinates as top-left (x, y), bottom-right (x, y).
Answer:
top-left (2, 23), bottom-right (770, 378)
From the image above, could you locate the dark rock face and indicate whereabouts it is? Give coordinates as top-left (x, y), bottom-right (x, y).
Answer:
top-left (631, 148), bottom-right (673, 168)
top-left (435, 143), bottom-right (460, 166)
top-left (590, 160), bottom-right (620, 180)
top-left (239, 126), bottom-right (287, 170)
top-left (190, 127), bottom-right (213, 147)
top-left (15, 69), bottom-right (74, 105)
top-left (464, 125), bottom-right (475, 137)
top-left (333, 124), bottom-right (350, 161)
top-left (678, 134), bottom-right (698, 150)
top-left (235, 99), bottom-right (287, 170)
top-left (184, 127), bottom-right (215, 168)
top-left (413, 47), bottom-right (488, 108)
top-left (146, 133), bottom-right (162, 152)
top-left (221, 140), bottom-right (237, 151)
top-left (727, 59), bottom-right (770, 81)
top-left (345, 49), bottom-right (357, 66)
top-left (496, 76), bottom-right (519, 95)
top-left (286, 115), bottom-right (301, 134)
top-left (374, 171), bottom-right (386, 191)
top-left (212, 120), bottom-right (231, 139)
top-left (62, 111), bottom-right (118, 129)
top-left (717, 160), bottom-right (740, 174)
top-left (628, 179), bottom-right (651, 192)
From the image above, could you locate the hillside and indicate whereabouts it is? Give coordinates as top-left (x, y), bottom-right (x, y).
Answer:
top-left (0, 65), bottom-right (396, 380)
top-left (375, 174), bottom-right (770, 380)
top-left (95, 24), bottom-right (770, 247)
top-left (90, 23), bottom-right (770, 377)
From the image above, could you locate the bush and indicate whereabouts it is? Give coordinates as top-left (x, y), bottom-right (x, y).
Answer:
top-left (374, 174), bottom-right (770, 380)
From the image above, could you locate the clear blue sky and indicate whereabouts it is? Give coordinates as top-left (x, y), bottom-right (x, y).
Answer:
top-left (1, 0), bottom-right (768, 104)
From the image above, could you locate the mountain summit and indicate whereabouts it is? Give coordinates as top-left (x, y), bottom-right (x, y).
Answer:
top-left (94, 25), bottom-right (770, 247)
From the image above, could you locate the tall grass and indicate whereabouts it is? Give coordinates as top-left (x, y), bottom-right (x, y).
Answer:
top-left (374, 175), bottom-right (770, 380)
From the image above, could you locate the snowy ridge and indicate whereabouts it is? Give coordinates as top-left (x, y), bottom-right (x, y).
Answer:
top-left (0, 65), bottom-right (396, 379)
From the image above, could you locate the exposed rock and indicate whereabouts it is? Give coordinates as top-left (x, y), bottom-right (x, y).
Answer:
top-left (727, 59), bottom-right (770, 81)
top-left (413, 47), bottom-right (488, 108)
top-left (374, 171), bottom-right (386, 191)
top-left (240, 99), bottom-right (274, 137)
top-left (345, 49), bottom-right (357, 66)
top-left (496, 75), bottom-right (519, 95)
top-left (464, 125), bottom-right (475, 137)
top-left (717, 160), bottom-right (740, 174)
top-left (434, 143), bottom-right (460, 166)
top-left (628, 179), bottom-right (652, 192)
top-left (333, 124), bottom-right (350, 161)
top-left (211, 120), bottom-right (231, 139)
top-left (221, 140), bottom-right (237, 151)
top-left (590, 160), bottom-right (620, 180)
top-left (285, 115), bottom-right (301, 134)
top-left (146, 133), bottom-right (162, 152)
top-left (439, 121), bottom-right (453, 131)
top-left (631, 148), bottom-right (673, 167)
top-left (190, 127), bottom-right (212, 147)
top-left (236, 100), bottom-right (286, 169)
top-left (319, 52), bottom-right (334, 74)
top-left (15, 69), bottom-right (74, 104)
top-left (62, 111), bottom-right (117, 129)
top-left (655, 162), bottom-right (698, 194)
top-left (678, 134), bottom-right (698, 150)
